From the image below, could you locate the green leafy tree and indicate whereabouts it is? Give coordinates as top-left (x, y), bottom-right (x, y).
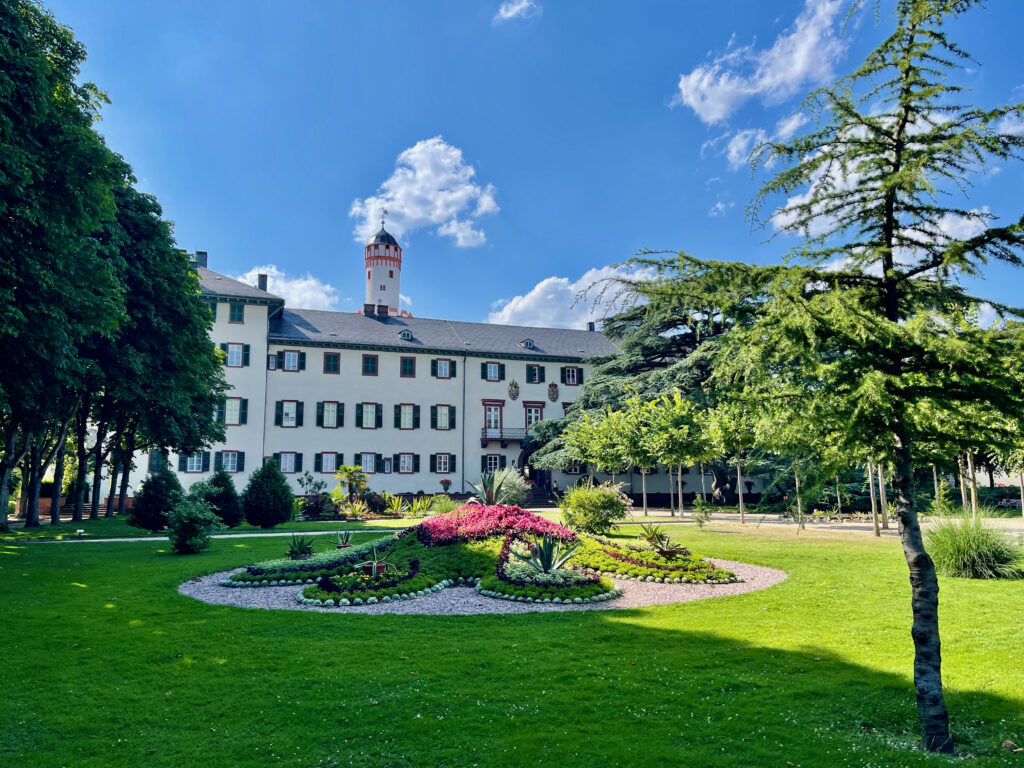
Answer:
top-left (620, 1), bottom-right (1024, 751)
top-left (126, 466), bottom-right (183, 532)
top-left (648, 390), bottom-right (722, 515)
top-left (243, 461), bottom-right (294, 529)
top-left (168, 496), bottom-right (222, 554)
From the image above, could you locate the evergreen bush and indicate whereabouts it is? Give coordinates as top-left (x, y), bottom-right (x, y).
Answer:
top-left (127, 467), bottom-right (182, 532)
top-left (559, 481), bottom-right (630, 535)
top-left (242, 461), bottom-right (294, 529)
top-left (167, 498), bottom-right (222, 554)
top-left (195, 471), bottom-right (243, 527)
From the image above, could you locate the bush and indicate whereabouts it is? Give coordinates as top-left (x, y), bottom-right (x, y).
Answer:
top-left (428, 495), bottom-right (461, 515)
top-left (360, 492), bottom-right (386, 514)
top-left (926, 515), bottom-right (1023, 579)
top-left (198, 471), bottom-right (243, 527)
top-left (167, 498), bottom-right (222, 554)
top-left (242, 461), bottom-right (294, 529)
top-left (559, 481), bottom-right (630, 535)
top-left (301, 493), bottom-right (337, 520)
top-left (494, 468), bottom-right (530, 506)
top-left (127, 467), bottom-right (182, 532)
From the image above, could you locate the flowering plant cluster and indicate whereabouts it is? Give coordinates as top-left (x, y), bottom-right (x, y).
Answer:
top-left (417, 505), bottom-right (575, 546)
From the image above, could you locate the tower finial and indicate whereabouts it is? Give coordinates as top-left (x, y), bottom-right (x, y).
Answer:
top-left (380, 207), bottom-right (388, 229)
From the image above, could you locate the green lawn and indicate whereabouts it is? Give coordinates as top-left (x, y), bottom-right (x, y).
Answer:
top-left (0, 515), bottom-right (417, 541)
top-left (1, 526), bottom-right (1021, 767)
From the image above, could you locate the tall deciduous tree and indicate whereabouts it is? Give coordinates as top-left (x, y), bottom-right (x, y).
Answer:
top-left (622, 0), bottom-right (1024, 751)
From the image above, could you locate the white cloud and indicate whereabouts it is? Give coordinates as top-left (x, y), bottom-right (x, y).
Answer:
top-left (998, 113), bottom-right (1024, 136)
top-left (400, 293), bottom-right (413, 307)
top-left (235, 265), bottom-right (339, 310)
top-left (493, 0), bottom-right (541, 23)
top-left (349, 136), bottom-right (498, 247)
top-left (726, 128), bottom-right (767, 169)
top-left (936, 207), bottom-right (989, 240)
top-left (775, 112), bottom-right (808, 140)
top-left (487, 266), bottom-right (636, 329)
top-left (673, 0), bottom-right (846, 125)
top-left (708, 201), bottom-right (734, 217)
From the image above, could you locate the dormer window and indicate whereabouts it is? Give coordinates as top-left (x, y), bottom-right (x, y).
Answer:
top-left (522, 338), bottom-right (535, 349)
top-left (399, 329), bottom-right (413, 341)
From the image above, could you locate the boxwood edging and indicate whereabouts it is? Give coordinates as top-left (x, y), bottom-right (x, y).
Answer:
top-left (592, 571), bottom-right (741, 584)
top-left (292, 576), bottom-right (482, 607)
top-left (475, 582), bottom-right (622, 605)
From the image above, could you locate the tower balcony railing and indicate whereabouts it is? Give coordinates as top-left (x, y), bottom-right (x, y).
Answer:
top-left (480, 427), bottom-right (528, 447)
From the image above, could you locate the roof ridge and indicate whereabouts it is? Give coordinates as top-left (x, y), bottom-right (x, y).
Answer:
top-left (444, 319), bottom-right (468, 349)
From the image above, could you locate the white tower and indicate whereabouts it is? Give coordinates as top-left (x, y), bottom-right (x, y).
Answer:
top-left (364, 216), bottom-right (401, 314)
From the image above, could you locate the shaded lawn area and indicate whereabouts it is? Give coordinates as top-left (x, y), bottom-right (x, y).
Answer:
top-left (0, 516), bottom-right (418, 542)
top-left (1, 528), bottom-right (1022, 767)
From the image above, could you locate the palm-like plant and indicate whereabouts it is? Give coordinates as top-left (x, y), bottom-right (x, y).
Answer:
top-left (511, 534), bottom-right (580, 574)
top-left (385, 494), bottom-right (410, 517)
top-left (353, 545), bottom-right (396, 577)
top-left (638, 523), bottom-right (665, 545)
top-left (468, 472), bottom-right (505, 505)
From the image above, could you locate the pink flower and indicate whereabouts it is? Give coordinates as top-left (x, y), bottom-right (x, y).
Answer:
top-left (418, 505), bottom-right (575, 546)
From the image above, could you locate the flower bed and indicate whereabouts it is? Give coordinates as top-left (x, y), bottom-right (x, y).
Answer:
top-left (417, 504), bottom-right (574, 546)
top-left (477, 573), bottom-right (619, 603)
top-left (571, 537), bottom-right (740, 583)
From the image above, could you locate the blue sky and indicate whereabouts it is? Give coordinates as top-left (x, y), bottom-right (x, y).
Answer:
top-left (48, 0), bottom-right (1024, 327)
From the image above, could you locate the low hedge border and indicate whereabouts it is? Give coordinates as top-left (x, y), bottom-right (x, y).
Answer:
top-left (476, 581), bottom-right (621, 605)
top-left (590, 569), bottom-right (739, 584)
top-left (294, 576), bottom-right (483, 607)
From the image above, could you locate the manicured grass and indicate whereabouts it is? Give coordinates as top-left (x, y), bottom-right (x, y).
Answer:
top-left (0, 515), bottom-right (418, 541)
top-left (1, 526), bottom-right (1022, 767)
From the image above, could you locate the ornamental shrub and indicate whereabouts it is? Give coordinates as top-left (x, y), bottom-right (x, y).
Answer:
top-left (127, 466), bottom-right (182, 532)
top-left (493, 468), bottom-right (530, 506)
top-left (926, 515), bottom-right (1023, 579)
top-left (197, 470), bottom-right (243, 527)
top-left (559, 481), bottom-right (630, 535)
top-left (167, 498), bottom-right (222, 554)
top-left (242, 461), bottom-right (294, 529)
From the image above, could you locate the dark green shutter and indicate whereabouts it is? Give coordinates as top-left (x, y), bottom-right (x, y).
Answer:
top-left (413, 405), bottom-right (420, 429)
top-left (147, 451), bottom-right (159, 472)
top-left (274, 401), bottom-right (283, 426)
top-left (314, 453), bottom-right (322, 472)
top-left (450, 455), bottom-right (456, 473)
top-left (481, 455), bottom-right (487, 473)
top-left (500, 455), bottom-right (507, 470)
top-left (201, 452), bottom-right (211, 472)
top-left (237, 452), bottom-right (245, 472)
top-left (430, 405), bottom-right (437, 429)
top-left (429, 454), bottom-right (436, 473)
top-left (394, 404), bottom-right (401, 428)
top-left (240, 399), bottom-right (248, 425)
top-left (355, 403), bottom-right (363, 428)
top-left (339, 403), bottom-right (344, 427)
top-left (413, 454), bottom-right (420, 473)
top-left (336, 453), bottom-right (343, 466)
top-left (450, 406), bottom-right (456, 428)
top-left (498, 363), bottom-right (505, 380)
top-left (577, 367), bottom-right (584, 384)
top-left (219, 342), bottom-right (228, 364)
top-left (295, 453), bottom-right (303, 473)
top-left (431, 359), bottom-right (438, 377)
top-left (393, 453), bottom-right (400, 470)
top-left (316, 402), bottom-right (324, 427)
top-left (276, 350), bottom-right (285, 369)
top-left (214, 400), bottom-right (225, 424)
top-left (539, 366), bottom-right (545, 383)
top-left (210, 302), bottom-right (217, 320)
top-left (560, 366), bottom-right (567, 384)
top-left (481, 362), bottom-right (487, 379)
top-left (296, 401), bottom-right (304, 427)
top-left (451, 360), bottom-right (457, 377)
top-left (353, 452), bottom-right (361, 467)
top-left (178, 454), bottom-right (187, 472)
top-left (375, 454), bottom-right (383, 473)
top-left (375, 404), bottom-right (383, 428)
top-left (242, 344), bottom-right (250, 367)
top-left (298, 351), bottom-right (306, 370)
top-left (214, 452), bottom-right (223, 472)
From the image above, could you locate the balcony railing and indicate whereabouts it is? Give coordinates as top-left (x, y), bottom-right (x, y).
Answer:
top-left (480, 427), bottom-right (527, 442)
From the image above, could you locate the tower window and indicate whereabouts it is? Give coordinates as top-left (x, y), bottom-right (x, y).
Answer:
top-left (380, 284), bottom-right (386, 291)
top-left (367, 270), bottom-right (371, 279)
top-left (389, 270), bottom-right (394, 278)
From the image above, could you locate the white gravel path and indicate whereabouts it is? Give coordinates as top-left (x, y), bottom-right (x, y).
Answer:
top-left (178, 559), bottom-right (787, 615)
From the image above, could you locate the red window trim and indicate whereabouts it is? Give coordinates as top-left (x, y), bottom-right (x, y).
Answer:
top-left (278, 451), bottom-right (297, 474)
top-left (283, 348), bottom-right (301, 372)
top-left (221, 450), bottom-right (241, 474)
top-left (362, 353), bottom-right (379, 377)
top-left (523, 400), bottom-right (544, 427)
top-left (321, 400), bottom-right (340, 429)
top-left (398, 402), bottom-right (416, 430)
top-left (434, 358), bottom-right (454, 379)
top-left (360, 402), bottom-right (378, 430)
top-left (225, 342), bottom-right (245, 369)
top-left (482, 400), bottom-right (504, 432)
top-left (399, 356), bottom-right (416, 378)
top-left (485, 360), bottom-right (501, 382)
top-left (564, 365), bottom-right (581, 386)
top-left (361, 451), bottom-right (376, 474)
top-left (381, 456), bottom-right (393, 475)
top-left (323, 352), bottom-right (341, 375)
top-left (281, 399), bottom-right (299, 429)
top-left (435, 403), bottom-right (453, 431)
top-left (183, 453), bottom-right (204, 473)
top-left (561, 401), bottom-right (573, 416)
top-left (319, 451), bottom-right (339, 474)
top-left (398, 452), bottom-right (415, 474)
top-left (225, 396), bottom-right (243, 426)
top-left (435, 452), bottom-right (453, 475)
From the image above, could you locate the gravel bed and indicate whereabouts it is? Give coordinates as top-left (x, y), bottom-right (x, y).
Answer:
top-left (179, 559), bottom-right (787, 615)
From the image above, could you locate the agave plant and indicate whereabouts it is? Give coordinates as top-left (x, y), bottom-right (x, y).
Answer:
top-left (511, 534), bottom-right (580, 574)
top-left (651, 534), bottom-right (687, 559)
top-left (286, 534), bottom-right (315, 560)
top-left (346, 499), bottom-right (369, 518)
top-left (638, 523), bottom-right (665, 545)
top-left (386, 494), bottom-right (410, 517)
top-left (467, 472), bottom-right (506, 505)
top-left (334, 530), bottom-right (353, 548)
top-left (409, 496), bottom-right (432, 517)
top-left (353, 545), bottom-right (397, 577)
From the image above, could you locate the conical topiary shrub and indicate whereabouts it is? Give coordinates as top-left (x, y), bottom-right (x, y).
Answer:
top-left (242, 460), bottom-right (293, 529)
top-left (127, 466), bottom-right (183, 532)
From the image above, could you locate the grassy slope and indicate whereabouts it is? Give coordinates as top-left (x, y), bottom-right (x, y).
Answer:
top-left (1, 526), bottom-right (1022, 768)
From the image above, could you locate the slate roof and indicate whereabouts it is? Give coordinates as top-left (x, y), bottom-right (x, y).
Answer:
top-left (197, 267), bottom-right (283, 302)
top-left (368, 226), bottom-right (400, 246)
top-left (269, 309), bottom-right (621, 360)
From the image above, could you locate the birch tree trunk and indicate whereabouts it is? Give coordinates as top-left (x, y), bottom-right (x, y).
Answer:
top-left (932, 465), bottom-right (940, 511)
top-left (794, 466), bottom-right (804, 531)
top-left (835, 475), bottom-right (842, 514)
top-left (677, 463), bottom-right (685, 516)
top-left (877, 465), bottom-right (890, 529)
top-left (699, 463), bottom-right (708, 502)
top-left (966, 452), bottom-right (979, 519)
top-left (868, 461), bottom-right (880, 537)
top-left (956, 455), bottom-right (968, 511)
top-left (641, 471), bottom-right (648, 515)
top-left (737, 457), bottom-right (746, 524)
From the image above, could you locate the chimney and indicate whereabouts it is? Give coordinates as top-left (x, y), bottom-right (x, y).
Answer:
top-left (377, 303), bottom-right (389, 319)
top-left (257, 273), bottom-right (268, 292)
top-left (194, 250), bottom-right (208, 268)
top-left (363, 303), bottom-right (376, 317)
top-left (586, 321), bottom-right (596, 332)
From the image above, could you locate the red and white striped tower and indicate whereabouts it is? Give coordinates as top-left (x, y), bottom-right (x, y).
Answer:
top-left (365, 215), bottom-right (402, 313)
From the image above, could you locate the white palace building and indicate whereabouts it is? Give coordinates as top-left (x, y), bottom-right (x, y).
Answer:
top-left (128, 224), bottom-right (623, 496)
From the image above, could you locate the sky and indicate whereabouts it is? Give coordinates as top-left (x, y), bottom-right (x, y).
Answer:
top-left (47, 0), bottom-right (1024, 328)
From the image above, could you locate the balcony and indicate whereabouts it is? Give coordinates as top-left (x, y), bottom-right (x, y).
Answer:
top-left (480, 427), bottom-right (527, 447)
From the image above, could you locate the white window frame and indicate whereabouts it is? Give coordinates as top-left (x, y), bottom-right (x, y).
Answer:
top-left (436, 405), bottom-right (450, 431)
top-left (400, 404), bottom-right (414, 430)
top-left (225, 397), bottom-right (242, 426)
top-left (267, 353), bottom-right (277, 370)
top-left (436, 359), bottom-right (451, 378)
top-left (399, 453), bottom-right (414, 474)
top-left (284, 351), bottom-right (299, 371)
top-left (486, 362), bottom-right (499, 381)
top-left (565, 366), bottom-right (578, 385)
top-left (222, 451), bottom-right (238, 473)
top-left (361, 402), bottom-right (378, 429)
top-left (566, 461), bottom-right (584, 475)
top-left (282, 401), bottom-right (298, 428)
top-left (436, 453), bottom-right (451, 474)
top-left (321, 452), bottom-right (337, 473)
top-left (279, 452), bottom-right (296, 474)
top-left (323, 401), bottom-right (338, 429)
top-left (526, 406), bottom-right (542, 428)
top-left (185, 453), bottom-right (203, 473)
top-left (226, 343), bottom-right (243, 367)
top-left (361, 452), bottom-right (376, 473)
top-left (486, 454), bottom-right (501, 473)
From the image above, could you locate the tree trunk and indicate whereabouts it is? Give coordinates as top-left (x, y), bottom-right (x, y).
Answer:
top-left (932, 464), bottom-right (940, 512)
top-left (667, 466), bottom-right (675, 517)
top-left (966, 452), bottom-right (979, 519)
top-left (73, 408), bottom-right (89, 522)
top-left (677, 463), bottom-right (685, 516)
top-left (867, 461), bottom-right (880, 537)
top-left (117, 442), bottom-right (132, 517)
top-left (835, 475), bottom-right (842, 514)
top-left (50, 441), bottom-right (65, 525)
top-left (641, 471), bottom-right (648, 515)
top-left (877, 465), bottom-right (890, 529)
top-left (699, 463), bottom-right (708, 502)
top-left (1019, 470), bottom-right (1023, 520)
top-left (956, 455), bottom-right (968, 511)
top-left (794, 466), bottom-right (804, 531)
top-left (105, 457), bottom-right (120, 518)
top-left (737, 457), bottom-right (745, 524)
top-left (89, 420), bottom-right (107, 520)
top-left (893, 438), bottom-right (953, 753)
top-left (25, 440), bottom-right (42, 528)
